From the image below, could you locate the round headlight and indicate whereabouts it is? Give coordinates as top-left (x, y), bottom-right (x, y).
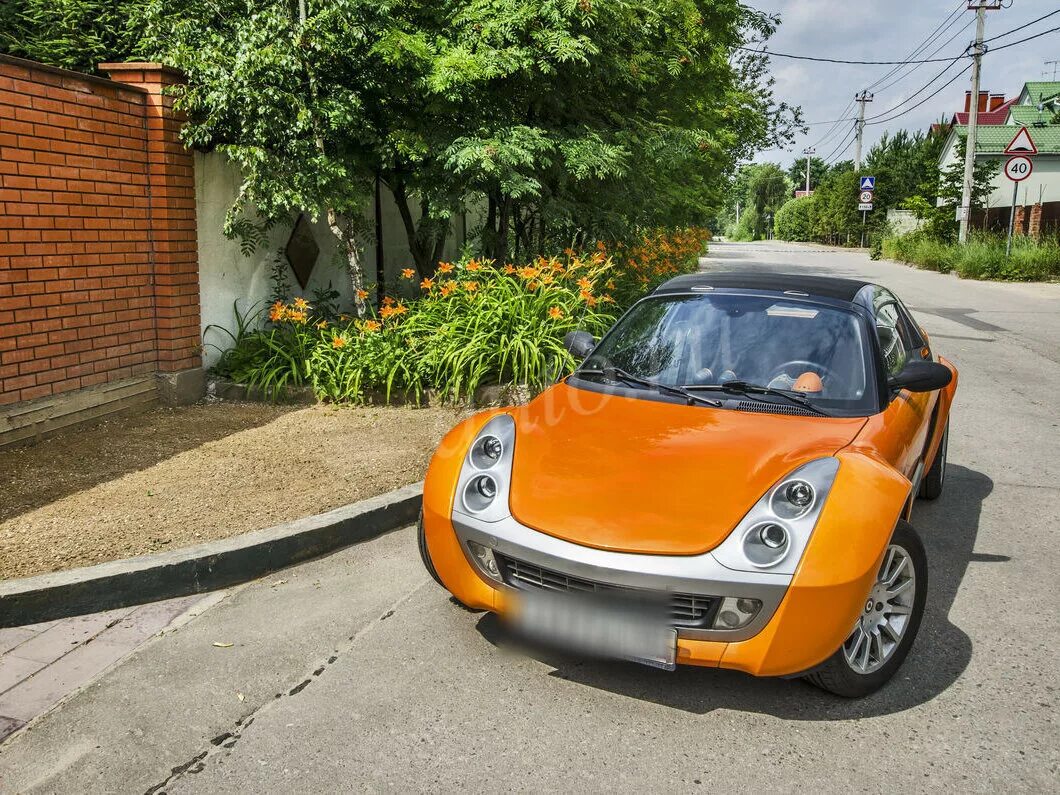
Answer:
top-left (759, 523), bottom-right (788, 549)
top-left (463, 474), bottom-right (499, 513)
top-left (470, 435), bottom-right (504, 469)
top-left (772, 479), bottom-right (815, 519)
top-left (743, 522), bottom-right (790, 568)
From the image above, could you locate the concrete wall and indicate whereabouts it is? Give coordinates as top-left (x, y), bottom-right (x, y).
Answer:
top-left (195, 153), bottom-right (469, 367)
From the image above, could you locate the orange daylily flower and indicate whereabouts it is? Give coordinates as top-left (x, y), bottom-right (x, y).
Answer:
top-left (293, 297), bottom-right (310, 311)
top-left (463, 281), bottom-right (479, 292)
top-left (437, 262), bottom-right (454, 274)
top-left (358, 319), bottom-right (381, 333)
top-left (503, 264), bottom-right (516, 275)
top-left (548, 306), bottom-right (563, 319)
top-left (316, 320), bottom-right (328, 329)
top-left (420, 277), bottom-right (435, 290)
top-left (465, 261), bottom-right (482, 272)
top-left (401, 268), bottom-right (416, 280)
top-left (440, 283), bottom-right (456, 297)
top-left (268, 301), bottom-right (285, 322)
top-left (331, 335), bottom-right (347, 349)
top-left (356, 289), bottom-right (368, 301)
top-left (577, 277), bottom-right (592, 291)
top-left (382, 296), bottom-right (396, 306)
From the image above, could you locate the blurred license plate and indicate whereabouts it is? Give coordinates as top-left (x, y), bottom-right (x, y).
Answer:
top-left (513, 589), bottom-right (677, 671)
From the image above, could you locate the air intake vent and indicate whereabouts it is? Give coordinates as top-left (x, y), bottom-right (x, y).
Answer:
top-left (496, 554), bottom-right (719, 629)
top-left (736, 400), bottom-right (819, 417)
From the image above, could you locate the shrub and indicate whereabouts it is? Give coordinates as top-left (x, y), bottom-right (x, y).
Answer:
top-left (881, 232), bottom-right (1060, 281)
top-left (214, 229), bottom-right (708, 404)
top-left (774, 196), bottom-right (815, 242)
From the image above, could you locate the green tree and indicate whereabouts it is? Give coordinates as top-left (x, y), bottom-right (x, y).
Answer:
top-left (786, 156), bottom-right (828, 193)
top-left (140, 0), bottom-right (799, 291)
top-left (1, 0), bottom-right (141, 73)
top-left (723, 162), bottom-right (791, 240)
top-left (774, 195), bottom-right (815, 241)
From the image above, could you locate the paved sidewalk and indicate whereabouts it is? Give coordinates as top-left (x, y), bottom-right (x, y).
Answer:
top-left (0, 593), bottom-right (220, 742)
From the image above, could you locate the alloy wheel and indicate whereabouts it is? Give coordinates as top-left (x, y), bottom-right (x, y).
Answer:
top-left (842, 544), bottom-right (916, 675)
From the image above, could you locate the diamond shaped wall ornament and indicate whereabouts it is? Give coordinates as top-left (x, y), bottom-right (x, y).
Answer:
top-left (285, 214), bottom-right (320, 290)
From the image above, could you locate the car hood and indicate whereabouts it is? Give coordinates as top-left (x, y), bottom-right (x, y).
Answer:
top-left (507, 383), bottom-right (867, 556)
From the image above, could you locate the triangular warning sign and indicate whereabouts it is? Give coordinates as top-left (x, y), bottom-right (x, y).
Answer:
top-left (1005, 126), bottom-right (1038, 156)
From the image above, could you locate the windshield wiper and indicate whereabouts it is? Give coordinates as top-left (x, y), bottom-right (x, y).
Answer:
top-left (682, 381), bottom-right (831, 417)
top-left (576, 368), bottom-right (722, 408)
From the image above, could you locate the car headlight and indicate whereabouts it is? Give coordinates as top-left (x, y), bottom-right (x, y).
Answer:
top-left (711, 458), bottom-right (840, 576)
top-left (453, 414), bottom-right (515, 523)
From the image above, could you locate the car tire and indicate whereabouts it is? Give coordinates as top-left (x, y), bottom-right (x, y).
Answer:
top-left (804, 520), bottom-right (928, 698)
top-left (416, 508), bottom-right (445, 588)
top-left (918, 422), bottom-right (948, 501)
top-left (416, 509), bottom-right (483, 612)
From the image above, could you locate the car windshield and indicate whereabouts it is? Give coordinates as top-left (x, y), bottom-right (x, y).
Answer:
top-left (576, 293), bottom-right (872, 412)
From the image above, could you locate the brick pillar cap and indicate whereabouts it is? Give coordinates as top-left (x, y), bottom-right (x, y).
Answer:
top-left (99, 62), bottom-right (184, 79)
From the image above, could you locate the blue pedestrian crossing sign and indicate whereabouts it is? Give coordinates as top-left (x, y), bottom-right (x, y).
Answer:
top-left (860, 176), bottom-right (876, 191)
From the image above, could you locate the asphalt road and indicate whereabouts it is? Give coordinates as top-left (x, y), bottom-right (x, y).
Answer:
top-left (2, 241), bottom-right (1058, 792)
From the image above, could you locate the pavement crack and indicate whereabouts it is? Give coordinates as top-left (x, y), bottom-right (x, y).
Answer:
top-left (143, 577), bottom-right (431, 792)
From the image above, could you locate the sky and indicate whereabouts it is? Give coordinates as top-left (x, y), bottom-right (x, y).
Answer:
top-left (750, 0), bottom-right (1060, 167)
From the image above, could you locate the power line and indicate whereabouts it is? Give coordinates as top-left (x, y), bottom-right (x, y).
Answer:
top-left (734, 47), bottom-right (962, 66)
top-left (864, 55), bottom-right (966, 122)
top-left (866, 63), bottom-right (974, 127)
top-left (872, 18), bottom-right (974, 96)
top-left (983, 9), bottom-right (1060, 43)
top-left (865, 0), bottom-right (967, 92)
top-left (988, 25), bottom-right (1060, 53)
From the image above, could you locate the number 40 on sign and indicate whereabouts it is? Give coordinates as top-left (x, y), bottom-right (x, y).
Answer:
top-left (1005, 156), bottom-right (1033, 182)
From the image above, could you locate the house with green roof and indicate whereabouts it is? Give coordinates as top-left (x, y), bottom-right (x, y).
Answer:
top-left (938, 80), bottom-right (1060, 236)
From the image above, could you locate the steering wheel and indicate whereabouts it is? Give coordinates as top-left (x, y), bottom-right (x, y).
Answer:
top-left (766, 360), bottom-right (840, 388)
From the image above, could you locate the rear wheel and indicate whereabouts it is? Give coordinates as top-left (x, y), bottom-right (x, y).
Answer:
top-left (804, 520), bottom-right (927, 698)
top-left (919, 422), bottom-right (948, 501)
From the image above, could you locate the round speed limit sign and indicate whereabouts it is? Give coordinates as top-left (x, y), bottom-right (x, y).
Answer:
top-left (1005, 155), bottom-right (1033, 182)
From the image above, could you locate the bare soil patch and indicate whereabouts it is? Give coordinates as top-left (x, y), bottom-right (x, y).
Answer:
top-left (0, 403), bottom-right (467, 580)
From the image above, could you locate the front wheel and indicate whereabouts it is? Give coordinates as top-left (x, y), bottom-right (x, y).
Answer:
top-left (804, 520), bottom-right (928, 698)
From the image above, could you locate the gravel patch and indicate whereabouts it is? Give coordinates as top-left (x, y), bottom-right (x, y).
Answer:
top-left (0, 403), bottom-right (467, 580)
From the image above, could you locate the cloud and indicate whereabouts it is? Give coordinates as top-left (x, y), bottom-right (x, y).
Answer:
top-left (751, 0), bottom-right (1059, 166)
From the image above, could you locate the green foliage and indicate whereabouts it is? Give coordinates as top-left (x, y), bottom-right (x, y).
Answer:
top-left (217, 233), bottom-right (705, 403)
top-left (786, 156), bottom-right (828, 193)
top-left (721, 163), bottom-right (791, 240)
top-left (138, 0), bottom-right (798, 278)
top-left (882, 232), bottom-right (1060, 282)
top-left (0, 0), bottom-right (141, 73)
top-left (773, 196), bottom-right (814, 242)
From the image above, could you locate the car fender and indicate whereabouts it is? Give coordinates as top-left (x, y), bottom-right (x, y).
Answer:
top-left (719, 450), bottom-right (911, 677)
top-left (922, 355), bottom-right (958, 477)
top-left (421, 408), bottom-right (509, 610)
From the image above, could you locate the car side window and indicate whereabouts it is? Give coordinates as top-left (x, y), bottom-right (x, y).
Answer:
top-left (872, 290), bottom-right (914, 379)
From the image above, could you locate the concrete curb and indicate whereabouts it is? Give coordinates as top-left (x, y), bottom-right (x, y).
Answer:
top-left (0, 482), bottom-right (424, 629)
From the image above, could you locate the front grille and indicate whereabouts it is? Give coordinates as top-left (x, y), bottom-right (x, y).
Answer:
top-left (496, 554), bottom-right (718, 629)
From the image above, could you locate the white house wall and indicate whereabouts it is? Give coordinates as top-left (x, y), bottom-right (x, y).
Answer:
top-left (194, 152), bottom-right (468, 367)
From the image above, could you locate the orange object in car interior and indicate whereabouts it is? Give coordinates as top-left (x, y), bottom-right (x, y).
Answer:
top-left (793, 372), bottom-right (824, 393)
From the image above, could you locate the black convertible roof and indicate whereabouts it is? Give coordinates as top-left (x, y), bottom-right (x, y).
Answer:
top-left (654, 272), bottom-right (874, 302)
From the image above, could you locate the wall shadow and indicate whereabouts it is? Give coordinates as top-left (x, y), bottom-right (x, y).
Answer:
top-left (0, 402), bottom-right (297, 524)
top-left (475, 463), bottom-right (994, 720)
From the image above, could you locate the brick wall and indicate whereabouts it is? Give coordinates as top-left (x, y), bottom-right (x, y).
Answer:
top-left (0, 55), bottom-right (200, 408)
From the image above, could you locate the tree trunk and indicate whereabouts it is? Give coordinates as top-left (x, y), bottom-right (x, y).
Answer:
top-left (327, 208), bottom-right (367, 318)
top-left (391, 181), bottom-right (447, 278)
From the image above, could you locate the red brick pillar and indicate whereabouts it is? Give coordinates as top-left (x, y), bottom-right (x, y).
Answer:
top-left (1013, 205), bottom-right (1026, 237)
top-left (100, 63), bottom-right (200, 376)
top-left (1028, 203), bottom-right (1043, 241)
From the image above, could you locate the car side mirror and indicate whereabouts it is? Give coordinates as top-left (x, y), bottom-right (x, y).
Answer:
top-left (563, 330), bottom-right (597, 360)
top-left (888, 360), bottom-right (952, 393)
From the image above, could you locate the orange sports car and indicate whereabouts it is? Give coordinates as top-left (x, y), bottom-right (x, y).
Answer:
top-left (419, 273), bottom-right (956, 697)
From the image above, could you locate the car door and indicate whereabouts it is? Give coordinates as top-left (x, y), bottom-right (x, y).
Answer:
top-left (867, 289), bottom-right (935, 482)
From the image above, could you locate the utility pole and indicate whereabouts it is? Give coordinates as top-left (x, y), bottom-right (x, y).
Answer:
top-left (1045, 60), bottom-right (1060, 81)
top-left (959, 1), bottom-right (1002, 244)
top-left (802, 148), bottom-right (816, 193)
top-left (854, 92), bottom-right (873, 172)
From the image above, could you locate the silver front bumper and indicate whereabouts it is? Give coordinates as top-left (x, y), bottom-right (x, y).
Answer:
top-left (452, 512), bottom-right (791, 642)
